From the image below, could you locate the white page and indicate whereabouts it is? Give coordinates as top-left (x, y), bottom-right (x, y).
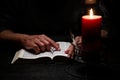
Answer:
top-left (11, 41), bottom-right (71, 64)
top-left (21, 49), bottom-right (53, 59)
top-left (52, 42), bottom-right (70, 57)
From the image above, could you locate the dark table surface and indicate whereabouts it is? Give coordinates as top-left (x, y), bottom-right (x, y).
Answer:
top-left (0, 51), bottom-right (116, 80)
top-left (0, 60), bottom-right (113, 80)
top-left (0, 40), bottom-right (120, 80)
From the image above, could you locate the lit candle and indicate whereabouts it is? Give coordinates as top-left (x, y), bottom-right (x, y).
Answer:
top-left (82, 8), bottom-right (102, 42)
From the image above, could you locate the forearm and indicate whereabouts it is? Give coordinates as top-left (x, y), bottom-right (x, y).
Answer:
top-left (0, 30), bottom-right (30, 42)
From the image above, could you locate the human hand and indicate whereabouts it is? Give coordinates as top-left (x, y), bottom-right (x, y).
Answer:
top-left (20, 34), bottom-right (60, 54)
top-left (65, 44), bottom-right (74, 59)
top-left (65, 29), bottom-right (108, 59)
top-left (65, 36), bottom-right (82, 59)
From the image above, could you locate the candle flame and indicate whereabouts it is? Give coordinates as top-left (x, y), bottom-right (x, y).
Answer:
top-left (89, 8), bottom-right (94, 18)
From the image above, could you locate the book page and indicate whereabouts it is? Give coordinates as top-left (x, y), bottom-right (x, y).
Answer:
top-left (11, 49), bottom-right (25, 64)
top-left (21, 41), bottom-right (71, 59)
top-left (11, 41), bottom-right (71, 64)
top-left (21, 49), bottom-right (53, 59)
top-left (11, 49), bottom-right (53, 64)
top-left (52, 42), bottom-right (71, 59)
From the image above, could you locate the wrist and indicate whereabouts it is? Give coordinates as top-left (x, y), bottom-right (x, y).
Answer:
top-left (15, 33), bottom-right (30, 42)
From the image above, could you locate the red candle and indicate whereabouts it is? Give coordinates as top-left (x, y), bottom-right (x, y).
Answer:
top-left (82, 8), bottom-right (102, 42)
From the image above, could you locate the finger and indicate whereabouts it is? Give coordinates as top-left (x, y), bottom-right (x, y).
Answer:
top-left (32, 43), bottom-right (41, 54)
top-left (40, 35), bottom-right (59, 50)
top-left (46, 45), bottom-right (51, 51)
top-left (75, 36), bottom-right (82, 47)
top-left (65, 44), bottom-right (74, 58)
top-left (37, 36), bottom-right (52, 51)
top-left (36, 35), bottom-right (53, 51)
top-left (55, 42), bottom-right (61, 51)
top-left (27, 48), bottom-right (41, 54)
top-left (48, 43), bottom-right (60, 52)
top-left (75, 36), bottom-right (82, 43)
top-left (33, 38), bottom-right (46, 52)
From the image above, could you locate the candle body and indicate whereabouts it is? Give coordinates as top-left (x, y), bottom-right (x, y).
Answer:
top-left (81, 15), bottom-right (102, 52)
top-left (82, 15), bottom-right (102, 42)
top-left (80, 8), bottom-right (103, 62)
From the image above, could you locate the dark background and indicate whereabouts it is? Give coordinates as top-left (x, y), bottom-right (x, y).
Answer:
top-left (0, 0), bottom-right (120, 80)
top-left (104, 0), bottom-right (120, 64)
top-left (103, 1), bottom-right (120, 78)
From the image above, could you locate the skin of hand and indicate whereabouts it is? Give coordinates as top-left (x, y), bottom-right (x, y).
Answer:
top-left (0, 29), bottom-right (107, 55)
top-left (65, 29), bottom-right (108, 59)
top-left (65, 36), bottom-right (82, 59)
top-left (20, 34), bottom-right (60, 54)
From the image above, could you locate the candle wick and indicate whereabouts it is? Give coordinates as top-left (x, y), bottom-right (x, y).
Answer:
top-left (90, 8), bottom-right (93, 18)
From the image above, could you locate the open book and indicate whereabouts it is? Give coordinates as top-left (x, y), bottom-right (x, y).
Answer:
top-left (11, 41), bottom-right (71, 64)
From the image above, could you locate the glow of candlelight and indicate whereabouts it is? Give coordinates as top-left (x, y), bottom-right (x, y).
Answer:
top-left (89, 8), bottom-right (94, 18)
